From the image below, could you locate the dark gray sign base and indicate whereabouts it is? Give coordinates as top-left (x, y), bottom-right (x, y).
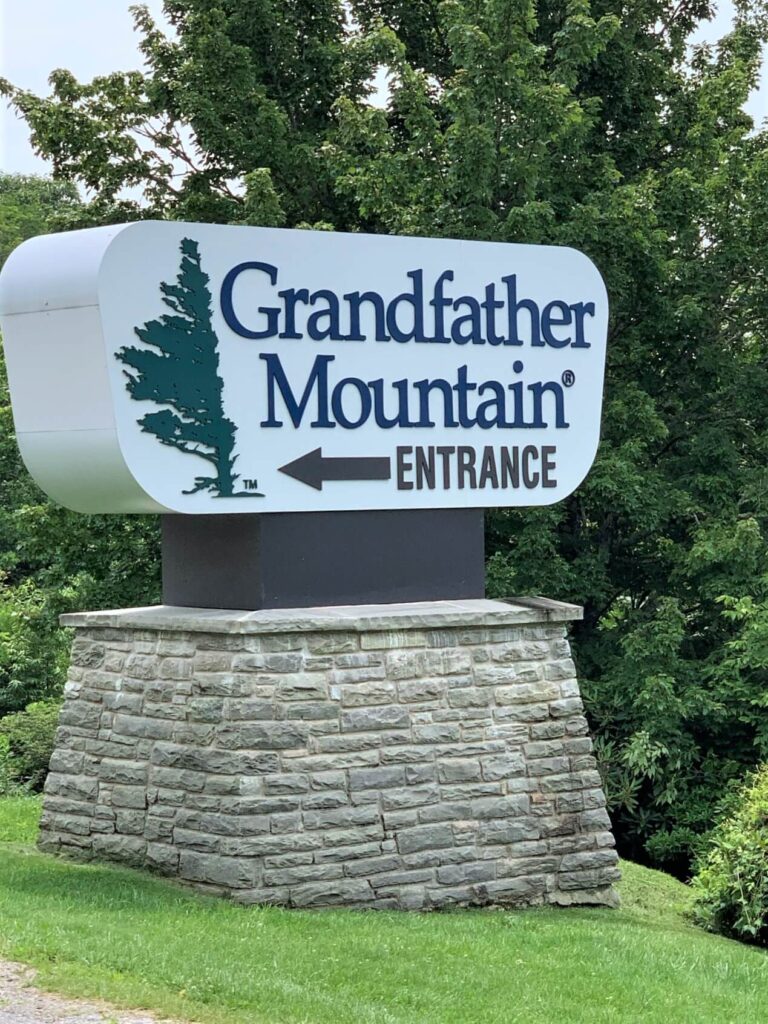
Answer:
top-left (161, 509), bottom-right (485, 610)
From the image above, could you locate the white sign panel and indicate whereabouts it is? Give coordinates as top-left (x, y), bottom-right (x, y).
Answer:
top-left (0, 222), bottom-right (608, 514)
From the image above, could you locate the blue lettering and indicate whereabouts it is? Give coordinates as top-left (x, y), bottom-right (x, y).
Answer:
top-left (528, 380), bottom-right (569, 427)
top-left (482, 283), bottom-right (506, 345)
top-left (451, 296), bottom-right (483, 345)
top-left (278, 287), bottom-right (308, 339)
top-left (260, 353), bottom-right (335, 427)
top-left (221, 261), bottom-right (280, 339)
top-left (502, 274), bottom-right (540, 346)
top-left (369, 378), bottom-right (416, 427)
top-left (570, 301), bottom-right (594, 348)
top-left (331, 378), bottom-right (372, 428)
top-left (343, 290), bottom-right (390, 341)
top-left (414, 378), bottom-right (459, 427)
top-left (476, 382), bottom-right (511, 429)
top-left (541, 300), bottom-right (572, 348)
top-left (386, 270), bottom-right (427, 343)
top-left (307, 289), bottom-right (341, 341)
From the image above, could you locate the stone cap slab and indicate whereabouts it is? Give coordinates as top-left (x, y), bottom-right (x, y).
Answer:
top-left (60, 597), bottom-right (583, 635)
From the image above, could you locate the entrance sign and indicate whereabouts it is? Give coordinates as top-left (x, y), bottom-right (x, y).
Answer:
top-left (0, 222), bottom-right (608, 514)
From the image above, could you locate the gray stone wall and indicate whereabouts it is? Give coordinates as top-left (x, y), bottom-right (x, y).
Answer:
top-left (40, 600), bottom-right (618, 910)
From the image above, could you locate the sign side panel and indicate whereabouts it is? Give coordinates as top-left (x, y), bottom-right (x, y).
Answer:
top-left (18, 430), bottom-right (170, 513)
top-left (0, 224), bottom-right (129, 316)
top-left (2, 305), bottom-right (169, 513)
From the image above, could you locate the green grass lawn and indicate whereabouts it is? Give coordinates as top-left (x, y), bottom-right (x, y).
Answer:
top-left (0, 796), bottom-right (766, 1023)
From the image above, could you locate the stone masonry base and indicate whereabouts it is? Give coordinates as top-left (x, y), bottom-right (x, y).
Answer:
top-left (40, 599), bottom-right (619, 910)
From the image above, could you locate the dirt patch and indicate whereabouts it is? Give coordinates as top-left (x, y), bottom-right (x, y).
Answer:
top-left (0, 960), bottom-right (186, 1024)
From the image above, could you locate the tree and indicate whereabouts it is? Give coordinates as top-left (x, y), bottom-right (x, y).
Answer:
top-left (118, 237), bottom-right (259, 497)
top-left (3, 1), bottom-right (768, 871)
top-left (0, 173), bottom-right (161, 716)
top-left (0, 174), bottom-right (81, 265)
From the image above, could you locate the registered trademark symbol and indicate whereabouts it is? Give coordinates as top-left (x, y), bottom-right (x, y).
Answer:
top-left (562, 369), bottom-right (575, 387)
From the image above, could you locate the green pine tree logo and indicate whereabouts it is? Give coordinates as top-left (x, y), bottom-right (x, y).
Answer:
top-left (116, 237), bottom-right (263, 498)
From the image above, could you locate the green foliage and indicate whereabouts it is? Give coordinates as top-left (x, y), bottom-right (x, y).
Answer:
top-left (0, 700), bottom-right (60, 792)
top-left (0, 174), bottom-right (81, 264)
top-left (3, 3), bottom-right (768, 870)
top-left (692, 765), bottom-right (768, 945)
top-left (0, 737), bottom-right (12, 796)
top-left (0, 795), bottom-right (41, 842)
top-left (0, 579), bottom-right (69, 718)
top-left (0, 173), bottom-right (161, 717)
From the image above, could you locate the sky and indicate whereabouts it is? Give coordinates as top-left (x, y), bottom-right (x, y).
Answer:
top-left (0, 0), bottom-right (766, 177)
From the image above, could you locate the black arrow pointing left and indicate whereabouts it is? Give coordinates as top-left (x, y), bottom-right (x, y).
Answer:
top-left (278, 448), bottom-right (392, 491)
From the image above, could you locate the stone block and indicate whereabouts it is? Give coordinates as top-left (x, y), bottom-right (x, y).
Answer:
top-left (311, 770), bottom-right (347, 790)
top-left (447, 688), bottom-right (493, 708)
top-left (549, 697), bottom-right (584, 718)
top-left (45, 773), bottom-right (98, 802)
top-left (361, 630), bottom-right (426, 650)
top-left (405, 764), bottom-right (436, 786)
top-left (98, 761), bottom-right (146, 782)
top-left (264, 773), bottom-right (310, 795)
top-left (70, 641), bottom-right (105, 668)
top-left (48, 750), bottom-right (86, 774)
top-left (372, 868), bottom-right (435, 890)
top-left (396, 824), bottom-right (454, 854)
top-left (349, 766), bottom-right (404, 791)
top-left (277, 676), bottom-right (328, 701)
top-left (335, 666), bottom-right (387, 685)
top-left (438, 761), bottom-right (482, 784)
top-left (341, 706), bottom-right (410, 732)
top-left (560, 849), bottom-right (619, 872)
top-left (386, 651), bottom-right (428, 679)
top-left (216, 723), bottom-right (309, 750)
top-left (58, 702), bottom-right (102, 731)
top-left (290, 879), bottom-right (373, 907)
top-left (303, 806), bottom-right (380, 830)
top-left (192, 673), bottom-right (251, 697)
top-left (413, 724), bottom-right (460, 743)
top-left (179, 851), bottom-right (256, 888)
top-left (92, 834), bottom-right (147, 865)
top-left (286, 703), bottom-right (337, 722)
top-left (481, 754), bottom-right (526, 781)
top-left (307, 633), bottom-right (360, 654)
top-left (545, 659), bottom-right (577, 681)
top-left (178, 745), bottom-right (279, 775)
top-left (436, 862), bottom-right (496, 886)
top-left (398, 679), bottom-right (446, 703)
top-left (337, 681), bottom-right (397, 707)
top-left (479, 820), bottom-right (540, 845)
top-left (111, 785), bottom-right (147, 809)
top-left (146, 842), bottom-right (179, 873)
top-left (381, 785), bottom-right (439, 810)
top-left (302, 791), bottom-right (348, 810)
top-left (495, 682), bottom-right (560, 704)
top-left (484, 875), bottom-right (547, 903)
top-left (113, 714), bottom-right (174, 741)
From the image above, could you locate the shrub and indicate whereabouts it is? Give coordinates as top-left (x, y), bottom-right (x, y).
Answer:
top-left (692, 765), bottom-right (768, 945)
top-left (0, 699), bottom-right (61, 792)
top-left (0, 735), bottom-right (12, 795)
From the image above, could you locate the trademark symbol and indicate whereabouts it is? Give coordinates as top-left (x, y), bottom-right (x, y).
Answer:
top-left (243, 478), bottom-right (260, 491)
top-left (562, 370), bottom-right (575, 387)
